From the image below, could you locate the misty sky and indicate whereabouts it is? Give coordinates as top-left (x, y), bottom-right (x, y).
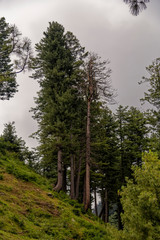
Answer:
top-left (0, 0), bottom-right (160, 148)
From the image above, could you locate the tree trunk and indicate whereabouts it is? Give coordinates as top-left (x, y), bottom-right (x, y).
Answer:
top-left (53, 148), bottom-right (63, 192)
top-left (84, 57), bottom-right (95, 211)
top-left (70, 154), bottom-right (75, 199)
top-left (94, 189), bottom-right (98, 216)
top-left (84, 99), bottom-right (91, 211)
top-left (75, 154), bottom-right (82, 200)
top-left (99, 190), bottom-right (109, 223)
top-left (117, 196), bottom-right (123, 230)
top-left (83, 174), bottom-right (86, 206)
top-left (99, 202), bottom-right (105, 219)
top-left (104, 189), bottom-right (109, 223)
top-left (62, 164), bottom-right (67, 192)
top-left (119, 116), bottom-right (125, 185)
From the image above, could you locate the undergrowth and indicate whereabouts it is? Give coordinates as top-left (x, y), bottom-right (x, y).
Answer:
top-left (0, 152), bottom-right (121, 240)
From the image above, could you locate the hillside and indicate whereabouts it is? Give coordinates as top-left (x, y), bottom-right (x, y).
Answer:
top-left (0, 152), bottom-right (119, 240)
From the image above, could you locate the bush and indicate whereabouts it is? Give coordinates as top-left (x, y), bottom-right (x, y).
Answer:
top-left (121, 152), bottom-right (160, 240)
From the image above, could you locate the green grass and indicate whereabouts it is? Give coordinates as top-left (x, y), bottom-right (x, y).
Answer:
top-left (0, 152), bottom-right (121, 240)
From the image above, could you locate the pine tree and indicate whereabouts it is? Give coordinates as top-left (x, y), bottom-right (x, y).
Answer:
top-left (140, 58), bottom-right (160, 155)
top-left (140, 58), bottom-right (160, 109)
top-left (115, 105), bottom-right (150, 229)
top-left (91, 107), bottom-right (119, 223)
top-left (123, 0), bottom-right (150, 16)
top-left (115, 106), bottom-right (149, 181)
top-left (0, 122), bottom-right (34, 162)
top-left (31, 22), bottom-right (86, 193)
top-left (0, 17), bottom-right (32, 100)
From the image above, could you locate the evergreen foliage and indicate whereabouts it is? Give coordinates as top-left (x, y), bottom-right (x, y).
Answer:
top-left (140, 58), bottom-right (160, 156)
top-left (115, 105), bottom-right (149, 182)
top-left (140, 58), bottom-right (160, 109)
top-left (91, 107), bottom-right (119, 222)
top-left (123, 0), bottom-right (150, 16)
top-left (115, 105), bottom-right (150, 228)
top-left (0, 17), bottom-right (17, 99)
top-left (0, 122), bottom-right (36, 164)
top-left (31, 21), bottom-right (86, 193)
top-left (30, 21), bottom-right (156, 225)
top-left (0, 17), bottom-right (32, 100)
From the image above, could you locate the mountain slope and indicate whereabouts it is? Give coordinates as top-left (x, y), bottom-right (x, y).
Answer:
top-left (0, 153), bottom-right (119, 240)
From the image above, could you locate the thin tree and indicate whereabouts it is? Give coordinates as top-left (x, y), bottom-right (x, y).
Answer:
top-left (82, 52), bottom-right (114, 211)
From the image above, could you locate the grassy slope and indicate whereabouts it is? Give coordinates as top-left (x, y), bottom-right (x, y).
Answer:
top-left (0, 153), bottom-right (120, 240)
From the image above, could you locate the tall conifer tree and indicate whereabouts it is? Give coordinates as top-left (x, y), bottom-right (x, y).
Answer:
top-left (31, 22), bottom-right (86, 192)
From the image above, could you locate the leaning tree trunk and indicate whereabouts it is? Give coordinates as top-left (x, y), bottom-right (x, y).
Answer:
top-left (53, 147), bottom-right (63, 192)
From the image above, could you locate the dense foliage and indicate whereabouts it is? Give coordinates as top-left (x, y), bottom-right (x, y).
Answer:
top-left (30, 21), bottom-right (160, 230)
top-left (121, 152), bottom-right (160, 240)
top-left (0, 17), bottom-right (32, 100)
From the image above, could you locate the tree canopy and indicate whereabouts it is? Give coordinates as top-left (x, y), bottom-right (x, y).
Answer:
top-left (121, 152), bottom-right (160, 240)
top-left (0, 17), bottom-right (32, 100)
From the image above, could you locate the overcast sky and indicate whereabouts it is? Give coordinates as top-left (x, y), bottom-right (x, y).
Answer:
top-left (0, 0), bottom-right (160, 148)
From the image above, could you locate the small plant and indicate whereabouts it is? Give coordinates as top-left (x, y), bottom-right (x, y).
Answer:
top-left (73, 208), bottom-right (81, 216)
top-left (12, 215), bottom-right (25, 230)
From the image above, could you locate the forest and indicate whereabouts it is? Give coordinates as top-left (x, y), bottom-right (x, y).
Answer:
top-left (0, 1), bottom-right (160, 238)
